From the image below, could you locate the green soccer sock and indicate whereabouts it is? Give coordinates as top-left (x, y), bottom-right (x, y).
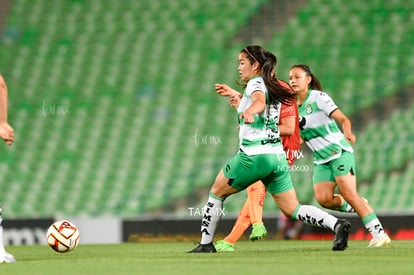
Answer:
top-left (339, 201), bottom-right (353, 212)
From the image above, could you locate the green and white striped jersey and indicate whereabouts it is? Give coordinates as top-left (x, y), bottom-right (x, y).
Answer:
top-left (298, 90), bottom-right (353, 164)
top-left (237, 76), bottom-right (284, 156)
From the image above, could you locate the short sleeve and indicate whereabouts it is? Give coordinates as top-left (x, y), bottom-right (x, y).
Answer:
top-left (245, 78), bottom-right (266, 97)
top-left (316, 91), bottom-right (338, 116)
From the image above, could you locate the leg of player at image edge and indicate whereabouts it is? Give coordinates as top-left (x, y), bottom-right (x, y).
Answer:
top-left (0, 207), bottom-right (16, 263)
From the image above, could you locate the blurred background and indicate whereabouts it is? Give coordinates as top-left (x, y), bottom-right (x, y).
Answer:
top-left (0, 0), bottom-right (413, 243)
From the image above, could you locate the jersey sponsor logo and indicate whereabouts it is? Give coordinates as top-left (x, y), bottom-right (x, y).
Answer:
top-left (337, 164), bottom-right (345, 172)
top-left (266, 103), bottom-right (281, 135)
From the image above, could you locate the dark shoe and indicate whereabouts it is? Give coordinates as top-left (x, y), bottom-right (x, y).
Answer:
top-left (187, 242), bottom-right (217, 253)
top-left (332, 219), bottom-right (351, 251)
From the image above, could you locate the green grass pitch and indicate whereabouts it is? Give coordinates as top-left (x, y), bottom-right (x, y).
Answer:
top-left (2, 240), bottom-right (414, 275)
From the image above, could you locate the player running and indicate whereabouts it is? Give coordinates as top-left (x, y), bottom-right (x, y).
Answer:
top-left (213, 79), bottom-right (301, 251)
top-left (187, 46), bottom-right (351, 253)
top-left (288, 64), bottom-right (391, 248)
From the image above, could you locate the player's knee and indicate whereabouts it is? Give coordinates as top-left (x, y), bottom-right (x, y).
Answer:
top-left (209, 188), bottom-right (228, 199)
top-left (315, 195), bottom-right (334, 208)
top-left (210, 185), bottom-right (238, 199)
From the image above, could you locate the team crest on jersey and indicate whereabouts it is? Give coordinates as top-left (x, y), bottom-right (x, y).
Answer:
top-left (306, 104), bottom-right (312, 114)
top-left (331, 149), bottom-right (339, 155)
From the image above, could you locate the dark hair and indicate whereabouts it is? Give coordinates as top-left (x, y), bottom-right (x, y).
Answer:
top-left (239, 45), bottom-right (295, 105)
top-left (290, 64), bottom-right (323, 91)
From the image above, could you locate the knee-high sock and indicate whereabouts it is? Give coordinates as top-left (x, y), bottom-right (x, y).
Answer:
top-left (200, 193), bottom-right (224, 244)
top-left (0, 207), bottom-right (6, 254)
top-left (334, 194), bottom-right (354, 212)
top-left (247, 181), bottom-right (266, 225)
top-left (362, 213), bottom-right (386, 238)
top-left (338, 201), bottom-right (353, 212)
top-left (224, 202), bottom-right (251, 245)
top-left (293, 205), bottom-right (338, 231)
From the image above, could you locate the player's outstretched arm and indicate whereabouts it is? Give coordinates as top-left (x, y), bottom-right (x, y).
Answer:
top-left (215, 83), bottom-right (241, 97)
top-left (0, 75), bottom-right (14, 145)
top-left (0, 75), bottom-right (8, 123)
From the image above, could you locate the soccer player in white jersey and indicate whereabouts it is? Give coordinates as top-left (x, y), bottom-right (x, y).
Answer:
top-left (0, 75), bottom-right (16, 263)
top-left (289, 64), bottom-right (391, 248)
top-left (188, 46), bottom-right (351, 253)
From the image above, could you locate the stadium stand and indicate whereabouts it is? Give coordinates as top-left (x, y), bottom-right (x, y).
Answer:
top-left (0, 0), bottom-right (413, 218)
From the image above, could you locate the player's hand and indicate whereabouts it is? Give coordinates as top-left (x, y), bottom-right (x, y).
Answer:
top-left (345, 132), bottom-right (356, 144)
top-left (0, 122), bottom-right (14, 145)
top-left (215, 83), bottom-right (240, 97)
top-left (240, 111), bottom-right (254, 124)
top-left (228, 94), bottom-right (241, 108)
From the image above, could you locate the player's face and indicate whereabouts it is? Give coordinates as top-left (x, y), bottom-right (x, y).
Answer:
top-left (238, 53), bottom-right (258, 82)
top-left (289, 67), bottom-right (311, 93)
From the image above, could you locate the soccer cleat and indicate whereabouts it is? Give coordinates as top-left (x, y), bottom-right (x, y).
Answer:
top-left (0, 252), bottom-right (16, 263)
top-left (250, 223), bottom-right (268, 241)
top-left (368, 234), bottom-right (391, 248)
top-left (187, 242), bottom-right (216, 253)
top-left (215, 240), bottom-right (234, 252)
top-left (332, 219), bottom-right (351, 251)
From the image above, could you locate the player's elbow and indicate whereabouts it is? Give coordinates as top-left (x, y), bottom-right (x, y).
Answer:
top-left (0, 77), bottom-right (6, 91)
top-left (284, 126), bottom-right (295, 136)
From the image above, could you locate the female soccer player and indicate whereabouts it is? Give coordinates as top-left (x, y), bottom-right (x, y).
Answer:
top-left (288, 64), bottom-right (391, 248)
top-left (212, 79), bottom-right (301, 251)
top-left (188, 46), bottom-right (351, 253)
top-left (0, 74), bottom-right (16, 263)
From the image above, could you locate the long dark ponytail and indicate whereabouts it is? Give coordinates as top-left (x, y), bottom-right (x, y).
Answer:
top-left (241, 45), bottom-right (294, 105)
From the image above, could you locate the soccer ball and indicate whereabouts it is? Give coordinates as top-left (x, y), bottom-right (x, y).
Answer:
top-left (46, 220), bottom-right (80, 253)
